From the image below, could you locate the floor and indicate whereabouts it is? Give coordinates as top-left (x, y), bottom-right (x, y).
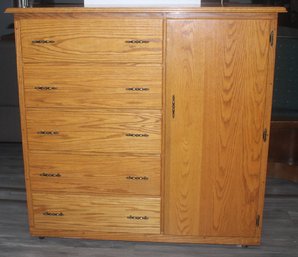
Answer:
top-left (0, 143), bottom-right (297, 257)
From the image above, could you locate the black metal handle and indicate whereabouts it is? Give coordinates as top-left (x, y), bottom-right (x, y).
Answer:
top-left (126, 176), bottom-right (149, 180)
top-left (34, 86), bottom-right (57, 91)
top-left (172, 95), bottom-right (175, 119)
top-left (125, 40), bottom-right (150, 44)
top-left (37, 131), bottom-right (59, 135)
top-left (39, 173), bottom-right (61, 177)
top-left (32, 40), bottom-right (55, 44)
top-left (43, 212), bottom-right (64, 217)
top-left (126, 87), bottom-right (150, 91)
top-left (126, 133), bottom-right (149, 137)
top-left (127, 215), bottom-right (149, 220)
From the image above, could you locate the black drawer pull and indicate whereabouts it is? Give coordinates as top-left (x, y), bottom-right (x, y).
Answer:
top-left (126, 87), bottom-right (150, 91)
top-left (127, 215), bottom-right (149, 220)
top-left (125, 40), bottom-right (150, 44)
top-left (34, 86), bottom-right (57, 91)
top-left (39, 173), bottom-right (61, 177)
top-left (43, 212), bottom-right (64, 217)
top-left (37, 131), bottom-right (59, 135)
top-left (126, 176), bottom-right (149, 180)
top-left (172, 95), bottom-right (176, 119)
top-left (126, 133), bottom-right (149, 138)
top-left (32, 40), bottom-right (55, 44)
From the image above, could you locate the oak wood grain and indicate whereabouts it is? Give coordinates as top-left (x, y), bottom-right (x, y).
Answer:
top-left (32, 193), bottom-right (160, 234)
top-left (160, 17), bottom-right (167, 234)
top-left (7, 9), bottom-right (281, 244)
top-left (20, 18), bottom-right (162, 63)
top-left (165, 12), bottom-right (278, 20)
top-left (30, 228), bottom-right (260, 245)
top-left (29, 152), bottom-right (160, 196)
top-left (256, 18), bottom-right (278, 238)
top-left (164, 19), bottom-right (204, 236)
top-left (6, 7), bottom-right (286, 14)
top-left (26, 109), bottom-right (161, 154)
top-left (14, 17), bottom-right (36, 228)
top-left (165, 19), bottom-right (272, 237)
top-left (23, 63), bottom-right (162, 109)
top-left (199, 19), bottom-right (271, 238)
top-left (8, 144), bottom-right (298, 248)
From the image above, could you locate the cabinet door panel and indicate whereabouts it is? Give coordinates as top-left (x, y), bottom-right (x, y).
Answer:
top-left (165, 19), bottom-right (273, 237)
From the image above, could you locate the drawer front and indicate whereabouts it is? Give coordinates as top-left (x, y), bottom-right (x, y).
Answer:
top-left (26, 109), bottom-right (161, 154)
top-left (32, 193), bottom-right (160, 234)
top-left (21, 18), bottom-right (162, 63)
top-left (29, 152), bottom-right (160, 196)
top-left (23, 64), bottom-right (162, 109)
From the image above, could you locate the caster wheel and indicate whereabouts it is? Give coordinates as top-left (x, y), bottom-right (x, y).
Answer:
top-left (38, 237), bottom-right (45, 240)
top-left (237, 245), bottom-right (248, 248)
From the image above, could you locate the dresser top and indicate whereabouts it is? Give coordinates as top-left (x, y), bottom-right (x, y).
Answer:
top-left (6, 5), bottom-right (286, 14)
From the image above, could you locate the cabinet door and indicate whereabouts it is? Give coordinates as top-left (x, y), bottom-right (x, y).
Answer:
top-left (165, 19), bottom-right (274, 237)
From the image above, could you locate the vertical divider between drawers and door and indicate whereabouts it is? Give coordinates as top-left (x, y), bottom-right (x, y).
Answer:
top-left (160, 13), bottom-right (167, 235)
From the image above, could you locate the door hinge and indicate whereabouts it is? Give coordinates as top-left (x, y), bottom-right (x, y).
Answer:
top-left (256, 215), bottom-right (260, 227)
top-left (270, 31), bottom-right (274, 47)
top-left (263, 128), bottom-right (268, 142)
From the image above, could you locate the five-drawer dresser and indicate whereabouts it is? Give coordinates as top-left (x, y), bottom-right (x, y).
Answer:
top-left (6, 5), bottom-right (286, 245)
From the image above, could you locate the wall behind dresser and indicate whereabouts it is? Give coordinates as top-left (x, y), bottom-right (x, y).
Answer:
top-left (0, 1), bottom-right (21, 142)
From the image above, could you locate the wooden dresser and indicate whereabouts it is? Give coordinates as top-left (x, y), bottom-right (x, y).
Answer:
top-left (6, 5), bottom-right (285, 245)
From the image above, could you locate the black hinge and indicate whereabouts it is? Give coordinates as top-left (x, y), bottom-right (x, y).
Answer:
top-left (256, 215), bottom-right (260, 227)
top-left (263, 128), bottom-right (268, 142)
top-left (270, 31), bottom-right (274, 47)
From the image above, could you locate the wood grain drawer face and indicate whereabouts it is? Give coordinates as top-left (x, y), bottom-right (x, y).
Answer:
top-left (23, 64), bottom-right (162, 109)
top-left (20, 18), bottom-right (162, 63)
top-left (26, 109), bottom-right (161, 154)
top-left (32, 193), bottom-right (160, 234)
top-left (29, 152), bottom-right (160, 196)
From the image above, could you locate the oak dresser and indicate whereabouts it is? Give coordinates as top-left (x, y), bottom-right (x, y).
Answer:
top-left (6, 4), bottom-right (285, 245)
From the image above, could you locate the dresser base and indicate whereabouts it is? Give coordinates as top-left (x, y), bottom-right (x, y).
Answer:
top-left (30, 228), bottom-right (261, 245)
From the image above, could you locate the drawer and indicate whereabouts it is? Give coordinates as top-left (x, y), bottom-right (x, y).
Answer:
top-left (26, 109), bottom-right (161, 154)
top-left (23, 64), bottom-right (162, 109)
top-left (32, 193), bottom-right (160, 234)
top-left (29, 152), bottom-right (160, 196)
top-left (20, 18), bottom-right (162, 63)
